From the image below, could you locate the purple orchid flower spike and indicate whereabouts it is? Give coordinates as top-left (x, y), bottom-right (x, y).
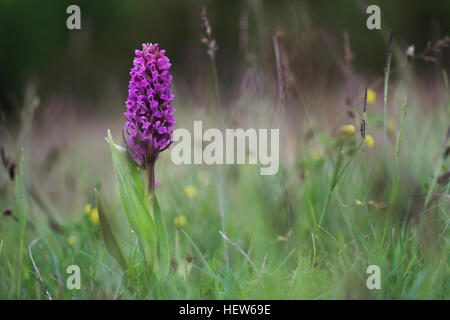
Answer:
top-left (123, 43), bottom-right (175, 193)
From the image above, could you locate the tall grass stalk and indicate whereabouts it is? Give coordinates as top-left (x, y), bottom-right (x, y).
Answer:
top-left (304, 175), bottom-right (317, 227)
top-left (14, 154), bottom-right (28, 299)
top-left (361, 88), bottom-right (369, 213)
top-left (383, 30), bottom-right (394, 153)
top-left (318, 147), bottom-right (343, 227)
top-left (424, 71), bottom-right (450, 207)
top-left (273, 33), bottom-right (284, 105)
top-left (443, 70), bottom-right (449, 116)
top-left (390, 97), bottom-right (408, 207)
top-left (211, 60), bottom-right (221, 108)
top-left (201, 6), bottom-right (220, 109)
top-left (318, 144), bottom-right (360, 227)
top-left (425, 148), bottom-right (446, 208)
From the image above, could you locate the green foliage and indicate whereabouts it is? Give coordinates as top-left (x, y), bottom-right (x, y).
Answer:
top-left (95, 189), bottom-right (128, 270)
top-left (107, 131), bottom-right (158, 268)
top-left (14, 153), bottom-right (29, 299)
top-left (106, 130), bottom-right (170, 278)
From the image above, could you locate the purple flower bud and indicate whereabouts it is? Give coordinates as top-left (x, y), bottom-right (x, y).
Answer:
top-left (124, 43), bottom-right (175, 167)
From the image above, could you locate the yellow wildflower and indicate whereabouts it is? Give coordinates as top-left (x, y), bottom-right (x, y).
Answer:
top-left (365, 134), bottom-right (374, 148)
top-left (387, 119), bottom-right (396, 133)
top-left (174, 215), bottom-right (187, 228)
top-left (90, 208), bottom-right (99, 226)
top-left (84, 204), bottom-right (92, 214)
top-left (184, 185), bottom-right (197, 198)
top-left (367, 89), bottom-right (377, 104)
top-left (339, 124), bottom-right (355, 136)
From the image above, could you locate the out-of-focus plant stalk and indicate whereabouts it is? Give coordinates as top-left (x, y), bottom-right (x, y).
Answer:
top-left (201, 6), bottom-right (220, 108)
top-left (383, 30), bottom-right (394, 153)
top-left (319, 144), bottom-right (357, 227)
top-left (425, 128), bottom-right (449, 207)
top-left (390, 97), bottom-right (408, 207)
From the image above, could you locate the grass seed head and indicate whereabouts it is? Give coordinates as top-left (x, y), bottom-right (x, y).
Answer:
top-left (201, 6), bottom-right (218, 60)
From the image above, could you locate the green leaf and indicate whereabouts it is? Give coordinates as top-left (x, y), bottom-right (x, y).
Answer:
top-left (95, 189), bottom-right (128, 270)
top-left (304, 176), bottom-right (317, 227)
top-left (152, 195), bottom-right (170, 278)
top-left (107, 130), bottom-right (158, 271)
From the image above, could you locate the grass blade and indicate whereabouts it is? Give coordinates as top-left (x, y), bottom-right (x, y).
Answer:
top-left (95, 189), bottom-right (128, 270)
top-left (152, 195), bottom-right (170, 277)
top-left (14, 152), bottom-right (29, 299)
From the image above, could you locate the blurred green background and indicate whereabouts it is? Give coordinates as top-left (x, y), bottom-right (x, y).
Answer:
top-left (0, 0), bottom-right (449, 116)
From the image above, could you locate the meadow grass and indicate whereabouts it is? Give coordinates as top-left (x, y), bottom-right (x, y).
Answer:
top-left (0, 16), bottom-right (449, 299)
top-left (0, 79), bottom-right (448, 299)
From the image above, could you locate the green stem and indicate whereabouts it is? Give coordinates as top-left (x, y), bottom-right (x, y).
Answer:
top-left (319, 143), bottom-right (362, 227)
top-left (211, 58), bottom-right (220, 108)
top-left (383, 30), bottom-right (394, 154)
top-left (383, 58), bottom-right (392, 153)
top-left (390, 98), bottom-right (408, 207)
top-left (147, 160), bottom-right (155, 196)
top-left (318, 146), bottom-right (343, 226)
top-left (442, 70), bottom-right (449, 118)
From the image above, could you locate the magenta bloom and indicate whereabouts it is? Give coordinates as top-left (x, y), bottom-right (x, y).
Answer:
top-left (124, 43), bottom-right (175, 167)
